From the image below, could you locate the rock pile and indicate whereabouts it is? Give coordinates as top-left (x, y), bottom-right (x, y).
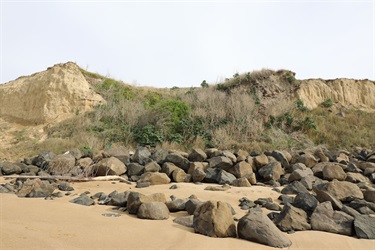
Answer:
top-left (1, 145), bottom-right (375, 246)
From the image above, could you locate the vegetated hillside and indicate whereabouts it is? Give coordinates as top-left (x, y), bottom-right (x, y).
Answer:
top-left (0, 63), bottom-right (374, 161)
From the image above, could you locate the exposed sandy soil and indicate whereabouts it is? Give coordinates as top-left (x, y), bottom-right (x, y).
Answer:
top-left (1, 178), bottom-right (373, 250)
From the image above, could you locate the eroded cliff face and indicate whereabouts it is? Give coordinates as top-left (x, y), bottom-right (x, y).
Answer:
top-left (297, 79), bottom-right (375, 112)
top-left (0, 62), bottom-right (105, 125)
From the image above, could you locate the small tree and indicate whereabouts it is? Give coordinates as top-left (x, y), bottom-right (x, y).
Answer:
top-left (201, 80), bottom-right (209, 88)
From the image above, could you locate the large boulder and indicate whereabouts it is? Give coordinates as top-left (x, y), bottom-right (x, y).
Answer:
top-left (193, 200), bottom-right (237, 238)
top-left (172, 169), bottom-right (191, 183)
top-left (188, 148), bottom-right (207, 162)
top-left (311, 201), bottom-right (354, 236)
top-left (92, 157), bottom-right (127, 176)
top-left (47, 153), bottom-right (76, 175)
top-left (131, 147), bottom-right (151, 165)
top-left (165, 153), bottom-right (190, 172)
top-left (126, 163), bottom-right (145, 177)
top-left (144, 161), bottom-right (161, 173)
top-left (293, 193), bottom-right (319, 215)
top-left (322, 164), bottom-right (346, 181)
top-left (315, 180), bottom-right (364, 202)
top-left (166, 198), bottom-right (188, 212)
top-left (271, 150), bottom-right (290, 169)
top-left (151, 148), bottom-right (169, 164)
top-left (138, 172), bottom-right (171, 185)
top-left (103, 146), bottom-right (130, 164)
top-left (228, 161), bottom-right (253, 178)
top-left (298, 153), bottom-right (318, 168)
top-left (253, 154), bottom-right (269, 170)
top-left (216, 170), bottom-right (236, 185)
top-left (281, 181), bottom-right (309, 195)
top-left (258, 162), bottom-right (284, 182)
top-left (208, 156), bottom-right (233, 171)
top-left (127, 192), bottom-right (166, 214)
top-left (274, 203), bottom-right (311, 232)
top-left (0, 162), bottom-right (22, 175)
top-left (237, 208), bottom-right (292, 248)
top-left (137, 202), bottom-right (169, 220)
top-left (69, 194), bottom-right (95, 206)
top-left (188, 162), bottom-right (206, 183)
top-left (17, 179), bottom-right (55, 198)
top-left (32, 151), bottom-right (56, 169)
top-left (288, 167), bottom-right (313, 182)
top-left (354, 214), bottom-right (375, 239)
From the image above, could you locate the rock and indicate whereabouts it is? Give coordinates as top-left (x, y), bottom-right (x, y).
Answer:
top-left (188, 148), bottom-right (207, 162)
top-left (271, 150), bottom-right (290, 169)
top-left (203, 168), bottom-right (220, 183)
top-left (138, 172), bottom-right (171, 185)
top-left (228, 161), bottom-right (253, 178)
top-left (161, 162), bottom-right (179, 177)
top-left (232, 177), bottom-right (251, 187)
top-left (151, 148), bottom-right (169, 164)
top-left (311, 201), bottom-right (354, 236)
top-left (254, 197), bottom-right (273, 206)
top-left (127, 192), bottom-right (166, 214)
top-left (253, 154), bottom-right (269, 170)
top-left (216, 170), bottom-right (236, 185)
top-left (300, 175), bottom-right (315, 190)
top-left (275, 203), bottom-right (311, 232)
top-left (103, 146), bottom-right (129, 164)
top-left (57, 182), bottom-right (74, 191)
top-left (336, 153), bottom-right (350, 164)
top-left (312, 163), bottom-right (326, 178)
top-left (186, 198), bottom-right (204, 215)
top-left (237, 208), bottom-right (292, 248)
top-left (47, 153), bottom-right (76, 175)
top-left (17, 179), bottom-right (55, 198)
top-left (293, 193), bottom-right (319, 215)
top-left (165, 153), bottom-right (190, 172)
top-left (166, 198), bottom-right (188, 212)
top-left (188, 162), bottom-right (206, 183)
top-left (93, 157), bottom-right (127, 176)
top-left (288, 168), bottom-right (313, 182)
top-left (137, 202), bottom-right (169, 220)
top-left (319, 180), bottom-right (364, 202)
top-left (235, 149), bottom-right (249, 162)
top-left (108, 191), bottom-right (129, 207)
top-left (298, 153), bottom-right (318, 168)
top-left (281, 181), bottom-right (309, 195)
top-left (364, 190), bottom-right (375, 203)
top-left (314, 189), bottom-right (343, 210)
top-left (208, 156), bottom-right (233, 171)
top-left (172, 169), bottom-right (191, 183)
top-left (354, 215), bottom-right (375, 239)
top-left (173, 215), bottom-right (194, 228)
top-left (245, 172), bottom-right (257, 185)
top-left (278, 194), bottom-right (295, 205)
top-left (193, 200), bottom-right (237, 238)
top-left (0, 162), bottom-right (22, 175)
top-left (346, 199), bottom-right (375, 214)
top-left (346, 162), bottom-right (362, 173)
top-left (127, 163), bottom-right (145, 177)
top-left (131, 146), bottom-right (151, 165)
top-left (322, 164), bottom-right (346, 181)
top-left (314, 148), bottom-right (329, 162)
top-left (32, 151), bottom-right (56, 169)
top-left (69, 194), bottom-right (95, 206)
top-left (258, 162), bottom-right (284, 182)
top-left (346, 172), bottom-right (370, 183)
top-left (136, 182), bottom-right (150, 188)
top-left (144, 161), bottom-right (161, 173)
top-left (66, 148), bottom-right (83, 160)
top-left (264, 202), bottom-right (281, 211)
top-left (204, 184), bottom-right (231, 191)
top-left (77, 157), bottom-right (93, 169)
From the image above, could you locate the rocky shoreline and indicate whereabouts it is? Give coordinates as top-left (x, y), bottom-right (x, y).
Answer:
top-left (1, 146), bottom-right (375, 248)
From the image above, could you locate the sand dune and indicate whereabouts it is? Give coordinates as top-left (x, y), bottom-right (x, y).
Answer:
top-left (0, 178), bottom-right (373, 250)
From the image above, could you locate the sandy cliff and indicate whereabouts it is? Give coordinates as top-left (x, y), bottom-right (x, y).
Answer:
top-left (0, 62), bottom-right (104, 125)
top-left (297, 78), bottom-right (375, 112)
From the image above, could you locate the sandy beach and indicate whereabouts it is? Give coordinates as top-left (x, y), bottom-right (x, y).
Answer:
top-left (1, 177), bottom-right (373, 250)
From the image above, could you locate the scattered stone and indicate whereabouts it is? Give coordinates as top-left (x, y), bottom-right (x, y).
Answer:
top-left (57, 182), bottom-right (74, 191)
top-left (108, 191), bottom-right (129, 207)
top-left (264, 202), bottom-right (281, 211)
top-left (173, 215), bottom-right (194, 228)
top-left (232, 177), bottom-right (251, 187)
top-left (137, 202), bottom-right (169, 220)
top-left (69, 194), bottom-right (95, 206)
top-left (254, 197), bottom-right (273, 206)
top-left (166, 198), bottom-right (188, 212)
top-left (237, 208), bottom-right (292, 248)
top-left (169, 184), bottom-right (178, 189)
top-left (102, 213), bottom-right (121, 217)
top-left (186, 198), bottom-right (204, 215)
top-left (204, 184), bottom-right (231, 191)
top-left (193, 200), bottom-right (237, 238)
top-left (311, 201), bottom-right (354, 236)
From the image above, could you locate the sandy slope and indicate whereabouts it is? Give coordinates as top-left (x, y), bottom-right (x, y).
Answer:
top-left (0, 178), bottom-right (373, 250)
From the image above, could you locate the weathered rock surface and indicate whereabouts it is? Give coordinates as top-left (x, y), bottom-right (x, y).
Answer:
top-left (138, 172), bottom-right (171, 185)
top-left (311, 201), bottom-right (354, 236)
top-left (92, 157), bottom-right (127, 176)
top-left (47, 153), bottom-right (76, 175)
top-left (193, 200), bottom-right (237, 238)
top-left (354, 214), bottom-right (375, 239)
top-left (69, 194), bottom-right (95, 206)
top-left (322, 164), bottom-right (346, 181)
top-left (137, 202), bottom-right (169, 220)
top-left (17, 179), bottom-right (55, 198)
top-left (237, 208), bottom-right (292, 248)
top-left (258, 162), bottom-right (284, 182)
top-left (274, 203), bottom-right (311, 232)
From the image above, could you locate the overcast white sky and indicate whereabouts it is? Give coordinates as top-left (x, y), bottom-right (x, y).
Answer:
top-left (1, 0), bottom-right (374, 88)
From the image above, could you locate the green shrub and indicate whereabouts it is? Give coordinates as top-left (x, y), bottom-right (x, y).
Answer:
top-left (201, 80), bottom-right (209, 88)
top-left (133, 125), bottom-right (164, 146)
top-left (321, 98), bottom-right (334, 107)
top-left (155, 99), bottom-right (191, 126)
top-left (297, 99), bottom-right (309, 112)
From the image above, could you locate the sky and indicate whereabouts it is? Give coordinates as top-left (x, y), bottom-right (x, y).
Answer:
top-left (1, 0), bottom-right (374, 88)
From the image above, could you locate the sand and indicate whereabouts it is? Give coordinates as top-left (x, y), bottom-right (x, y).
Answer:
top-left (0, 177), bottom-right (374, 250)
